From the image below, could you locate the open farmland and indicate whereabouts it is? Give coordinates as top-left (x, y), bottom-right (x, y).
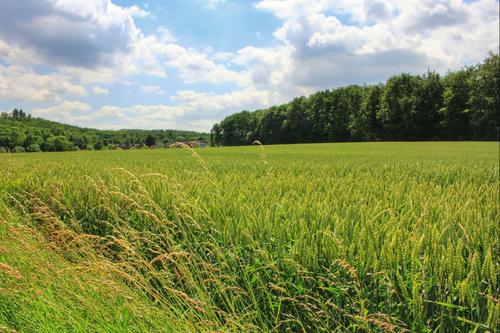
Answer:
top-left (0, 142), bottom-right (498, 332)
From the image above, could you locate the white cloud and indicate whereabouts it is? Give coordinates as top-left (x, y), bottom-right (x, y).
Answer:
top-left (140, 85), bottom-right (165, 95)
top-left (0, 0), bottom-right (247, 104)
top-left (249, 0), bottom-right (499, 93)
top-left (170, 88), bottom-right (284, 115)
top-left (83, 88), bottom-right (285, 131)
top-left (0, 39), bottom-right (39, 66)
top-left (127, 34), bottom-right (249, 85)
top-left (31, 100), bottom-right (93, 124)
top-left (32, 100), bottom-right (91, 115)
top-left (92, 86), bottom-right (109, 95)
top-left (198, 0), bottom-right (226, 10)
top-left (0, 64), bottom-right (87, 103)
top-left (0, 0), bottom-right (142, 68)
top-left (124, 5), bottom-right (151, 18)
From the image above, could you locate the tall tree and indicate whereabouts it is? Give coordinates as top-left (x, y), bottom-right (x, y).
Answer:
top-left (412, 71), bottom-right (444, 139)
top-left (145, 134), bottom-right (157, 147)
top-left (468, 52), bottom-right (499, 140)
top-left (380, 74), bottom-right (420, 140)
top-left (440, 68), bottom-right (473, 139)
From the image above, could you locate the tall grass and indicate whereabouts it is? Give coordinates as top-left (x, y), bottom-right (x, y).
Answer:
top-left (0, 142), bottom-right (498, 332)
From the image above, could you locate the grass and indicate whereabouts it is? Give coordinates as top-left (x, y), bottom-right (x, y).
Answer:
top-left (0, 142), bottom-right (498, 332)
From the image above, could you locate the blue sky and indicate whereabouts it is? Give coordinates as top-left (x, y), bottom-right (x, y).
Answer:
top-left (0, 0), bottom-right (498, 131)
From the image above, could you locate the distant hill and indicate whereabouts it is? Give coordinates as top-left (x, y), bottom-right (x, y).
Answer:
top-left (0, 110), bottom-right (209, 152)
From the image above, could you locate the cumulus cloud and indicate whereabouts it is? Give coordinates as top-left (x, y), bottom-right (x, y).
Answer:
top-left (0, 0), bottom-right (247, 105)
top-left (0, 0), bottom-right (142, 68)
top-left (198, 0), bottom-right (226, 10)
top-left (92, 86), bottom-right (109, 95)
top-left (0, 64), bottom-right (87, 102)
top-left (31, 100), bottom-right (94, 124)
top-left (250, 0), bottom-right (499, 93)
top-left (140, 85), bottom-right (165, 95)
top-left (125, 34), bottom-right (248, 84)
top-left (170, 88), bottom-right (284, 116)
top-left (32, 100), bottom-right (91, 116)
top-left (82, 88), bottom-right (284, 131)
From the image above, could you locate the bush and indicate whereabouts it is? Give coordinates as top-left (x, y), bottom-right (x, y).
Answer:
top-left (12, 146), bottom-right (25, 153)
top-left (0, 147), bottom-right (8, 153)
top-left (93, 141), bottom-right (103, 150)
top-left (45, 136), bottom-right (72, 152)
top-left (26, 144), bottom-right (41, 152)
top-left (105, 144), bottom-right (118, 150)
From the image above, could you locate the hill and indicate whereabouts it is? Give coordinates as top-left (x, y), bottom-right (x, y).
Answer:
top-left (0, 111), bottom-right (209, 152)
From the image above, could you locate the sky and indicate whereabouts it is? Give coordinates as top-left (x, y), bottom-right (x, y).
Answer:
top-left (0, 0), bottom-right (498, 132)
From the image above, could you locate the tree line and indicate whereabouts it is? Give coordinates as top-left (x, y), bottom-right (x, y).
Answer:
top-left (0, 112), bottom-right (209, 153)
top-left (211, 53), bottom-right (499, 146)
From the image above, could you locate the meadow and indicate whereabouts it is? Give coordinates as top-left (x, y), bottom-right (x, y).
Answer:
top-left (0, 142), bottom-right (498, 332)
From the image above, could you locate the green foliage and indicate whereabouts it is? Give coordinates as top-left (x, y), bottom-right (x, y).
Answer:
top-left (0, 114), bottom-right (209, 153)
top-left (145, 134), bottom-right (156, 147)
top-left (93, 140), bottom-right (104, 150)
top-left (212, 53), bottom-right (499, 145)
top-left (43, 135), bottom-right (75, 152)
top-left (26, 144), bottom-right (41, 153)
top-left (467, 52), bottom-right (500, 139)
top-left (12, 146), bottom-right (25, 153)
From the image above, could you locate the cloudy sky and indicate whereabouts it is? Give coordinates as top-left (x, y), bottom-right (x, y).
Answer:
top-left (0, 0), bottom-right (498, 131)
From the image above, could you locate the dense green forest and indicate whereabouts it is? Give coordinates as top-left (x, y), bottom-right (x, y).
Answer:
top-left (0, 111), bottom-right (209, 152)
top-left (211, 53), bottom-right (499, 145)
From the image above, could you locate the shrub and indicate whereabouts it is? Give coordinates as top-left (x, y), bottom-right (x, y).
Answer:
top-left (45, 136), bottom-right (72, 152)
top-left (12, 146), bottom-right (25, 153)
top-left (93, 141), bottom-right (104, 150)
top-left (26, 144), bottom-right (41, 152)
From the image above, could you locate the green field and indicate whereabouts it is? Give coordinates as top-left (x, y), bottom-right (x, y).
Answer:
top-left (0, 142), bottom-right (498, 332)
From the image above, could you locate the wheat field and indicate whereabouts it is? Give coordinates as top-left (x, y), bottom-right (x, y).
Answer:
top-left (0, 142), bottom-right (498, 332)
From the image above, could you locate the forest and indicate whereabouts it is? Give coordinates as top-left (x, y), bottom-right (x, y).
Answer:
top-left (211, 53), bottom-right (499, 145)
top-left (0, 111), bottom-right (209, 153)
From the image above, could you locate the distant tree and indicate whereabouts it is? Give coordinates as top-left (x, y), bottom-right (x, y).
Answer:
top-left (0, 111), bottom-right (209, 152)
top-left (325, 87), bottom-right (352, 141)
top-left (26, 144), bottom-right (41, 152)
top-left (413, 71), bottom-right (443, 139)
top-left (0, 136), bottom-right (14, 150)
top-left (380, 73), bottom-right (420, 140)
top-left (259, 107), bottom-right (287, 144)
top-left (282, 97), bottom-right (312, 143)
top-left (217, 111), bottom-right (258, 145)
top-left (440, 68), bottom-right (473, 139)
top-left (145, 134), bottom-right (156, 147)
top-left (70, 135), bottom-right (87, 150)
top-left (211, 124), bottom-right (221, 146)
top-left (45, 136), bottom-right (72, 152)
top-left (94, 141), bottom-right (104, 150)
top-left (468, 52), bottom-right (499, 140)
